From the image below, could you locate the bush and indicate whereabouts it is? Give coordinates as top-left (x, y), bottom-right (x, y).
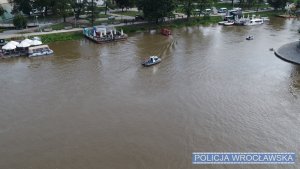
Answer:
top-left (13, 14), bottom-right (27, 29)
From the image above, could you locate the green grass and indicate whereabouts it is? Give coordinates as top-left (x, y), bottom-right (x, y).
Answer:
top-left (34, 32), bottom-right (83, 44)
top-left (97, 14), bottom-right (111, 18)
top-left (112, 11), bottom-right (142, 17)
top-left (248, 10), bottom-right (284, 17)
top-left (120, 16), bottom-right (223, 33)
top-left (50, 23), bottom-right (73, 30)
top-left (1, 15), bottom-right (222, 44)
top-left (213, 2), bottom-right (271, 10)
top-left (214, 2), bottom-right (237, 10)
top-left (0, 29), bottom-right (5, 33)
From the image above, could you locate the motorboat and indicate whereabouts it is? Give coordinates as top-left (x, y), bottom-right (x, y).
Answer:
top-left (223, 21), bottom-right (234, 26)
top-left (261, 17), bottom-right (270, 21)
top-left (246, 35), bottom-right (254, 40)
top-left (161, 28), bottom-right (171, 36)
top-left (244, 18), bottom-right (264, 26)
top-left (142, 56), bottom-right (161, 67)
top-left (218, 21), bottom-right (227, 25)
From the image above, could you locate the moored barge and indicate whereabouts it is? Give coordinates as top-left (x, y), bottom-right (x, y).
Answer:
top-left (83, 26), bottom-right (127, 44)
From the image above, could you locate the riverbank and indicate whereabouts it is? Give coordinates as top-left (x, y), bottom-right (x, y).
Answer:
top-left (120, 16), bottom-right (222, 33)
top-left (1, 10), bottom-right (283, 44)
top-left (37, 32), bottom-right (83, 44)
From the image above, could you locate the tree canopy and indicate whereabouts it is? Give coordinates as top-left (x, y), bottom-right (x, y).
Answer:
top-left (0, 5), bottom-right (5, 16)
top-left (137, 0), bottom-right (175, 23)
top-left (115, 0), bottom-right (136, 11)
top-left (9, 0), bottom-right (32, 15)
top-left (268, 0), bottom-right (288, 10)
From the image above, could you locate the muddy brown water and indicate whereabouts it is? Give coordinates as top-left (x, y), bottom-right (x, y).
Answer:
top-left (0, 17), bottom-right (299, 169)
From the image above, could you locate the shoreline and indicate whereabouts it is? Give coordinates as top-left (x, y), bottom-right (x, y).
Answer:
top-left (1, 11), bottom-right (283, 44)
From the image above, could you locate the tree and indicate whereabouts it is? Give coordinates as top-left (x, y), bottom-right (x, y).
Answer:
top-left (32, 0), bottom-right (57, 16)
top-left (268, 0), bottom-right (287, 10)
top-left (54, 0), bottom-right (72, 22)
top-left (0, 5), bottom-right (5, 16)
top-left (179, 0), bottom-right (195, 20)
top-left (115, 0), bottom-right (135, 11)
top-left (71, 0), bottom-right (87, 19)
top-left (86, 0), bottom-right (96, 26)
top-left (137, 0), bottom-right (175, 23)
top-left (13, 13), bottom-right (27, 29)
top-left (198, 0), bottom-right (213, 11)
top-left (9, 0), bottom-right (32, 15)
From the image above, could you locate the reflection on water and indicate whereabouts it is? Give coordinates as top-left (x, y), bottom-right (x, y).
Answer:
top-left (0, 17), bottom-right (299, 169)
top-left (290, 66), bottom-right (300, 95)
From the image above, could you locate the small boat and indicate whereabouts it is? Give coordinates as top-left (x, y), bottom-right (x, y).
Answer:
top-left (244, 18), bottom-right (264, 26)
top-left (161, 28), bottom-right (171, 36)
top-left (223, 21), bottom-right (234, 26)
top-left (261, 17), bottom-right (270, 21)
top-left (218, 21), bottom-right (227, 25)
top-left (142, 56), bottom-right (161, 67)
top-left (246, 36), bottom-right (254, 40)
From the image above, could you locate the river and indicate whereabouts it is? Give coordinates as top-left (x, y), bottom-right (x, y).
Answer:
top-left (0, 17), bottom-right (299, 169)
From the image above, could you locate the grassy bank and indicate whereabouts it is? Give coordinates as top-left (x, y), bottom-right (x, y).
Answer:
top-left (247, 10), bottom-right (284, 17)
top-left (33, 32), bottom-right (83, 44)
top-left (112, 11), bottom-right (142, 17)
top-left (19, 16), bottom-right (222, 44)
top-left (120, 16), bottom-right (222, 33)
top-left (4, 10), bottom-right (281, 44)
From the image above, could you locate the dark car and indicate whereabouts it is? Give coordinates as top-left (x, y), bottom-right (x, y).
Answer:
top-left (0, 39), bottom-right (6, 46)
top-left (135, 15), bottom-right (144, 21)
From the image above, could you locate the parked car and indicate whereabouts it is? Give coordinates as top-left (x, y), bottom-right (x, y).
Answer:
top-left (0, 39), bottom-right (6, 46)
top-left (202, 9), bottom-right (212, 15)
top-left (218, 8), bottom-right (227, 13)
top-left (135, 15), bottom-right (144, 21)
top-left (30, 8), bottom-right (45, 16)
top-left (108, 16), bottom-right (116, 20)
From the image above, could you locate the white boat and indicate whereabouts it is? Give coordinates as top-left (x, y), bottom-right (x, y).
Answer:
top-left (244, 18), bottom-right (264, 26)
top-left (246, 35), bottom-right (254, 40)
top-left (28, 45), bottom-right (53, 57)
top-left (142, 56), bottom-right (161, 67)
top-left (261, 17), bottom-right (270, 21)
top-left (218, 21), bottom-right (227, 25)
top-left (223, 21), bottom-right (234, 26)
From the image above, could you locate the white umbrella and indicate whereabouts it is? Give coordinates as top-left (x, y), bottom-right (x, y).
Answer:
top-left (8, 41), bottom-right (19, 46)
top-left (2, 43), bottom-right (17, 50)
top-left (22, 39), bottom-right (33, 44)
top-left (17, 41), bottom-right (31, 48)
top-left (30, 40), bottom-right (42, 46)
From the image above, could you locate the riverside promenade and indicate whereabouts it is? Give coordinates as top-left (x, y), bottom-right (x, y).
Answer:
top-left (0, 21), bottom-right (146, 39)
top-left (275, 41), bottom-right (300, 65)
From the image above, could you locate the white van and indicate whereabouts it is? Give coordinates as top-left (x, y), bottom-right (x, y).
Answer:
top-left (218, 8), bottom-right (227, 13)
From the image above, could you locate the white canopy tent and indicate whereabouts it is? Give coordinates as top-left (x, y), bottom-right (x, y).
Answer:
top-left (2, 43), bottom-right (17, 50)
top-left (7, 41), bottom-right (19, 46)
top-left (21, 39), bottom-right (33, 44)
top-left (30, 40), bottom-right (42, 46)
top-left (17, 41), bottom-right (31, 48)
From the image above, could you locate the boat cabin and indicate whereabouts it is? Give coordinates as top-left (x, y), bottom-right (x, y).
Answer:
top-left (161, 28), bottom-right (171, 36)
top-left (149, 56), bottom-right (160, 63)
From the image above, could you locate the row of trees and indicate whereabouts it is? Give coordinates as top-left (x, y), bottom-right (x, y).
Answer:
top-left (6, 0), bottom-right (298, 25)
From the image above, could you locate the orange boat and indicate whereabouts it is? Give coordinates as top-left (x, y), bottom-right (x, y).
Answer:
top-left (161, 28), bottom-right (171, 36)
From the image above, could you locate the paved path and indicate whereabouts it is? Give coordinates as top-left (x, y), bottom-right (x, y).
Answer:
top-left (0, 21), bottom-right (147, 39)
